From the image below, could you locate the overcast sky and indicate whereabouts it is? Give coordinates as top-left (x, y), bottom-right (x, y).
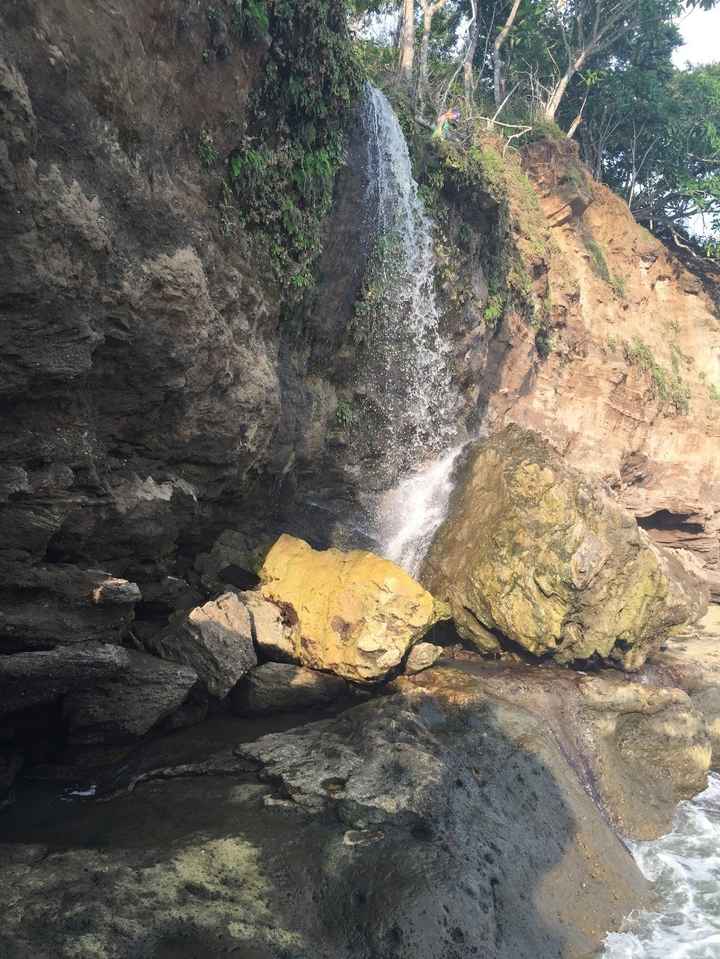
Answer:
top-left (673, 6), bottom-right (720, 66)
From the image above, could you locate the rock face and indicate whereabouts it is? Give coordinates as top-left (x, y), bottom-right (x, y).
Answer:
top-left (424, 426), bottom-right (702, 670)
top-left (0, 566), bottom-right (140, 653)
top-left (147, 593), bottom-right (256, 700)
top-left (648, 614), bottom-right (720, 768)
top-left (63, 651), bottom-right (198, 744)
top-left (259, 534), bottom-right (447, 683)
top-left (0, 666), bottom-right (649, 959)
top-left (0, 643), bottom-right (130, 717)
top-left (402, 659), bottom-right (710, 840)
top-left (448, 137), bottom-right (720, 589)
top-left (231, 662), bottom-right (347, 715)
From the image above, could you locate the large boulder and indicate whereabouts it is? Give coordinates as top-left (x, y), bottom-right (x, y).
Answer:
top-left (231, 662), bottom-right (347, 715)
top-left (258, 534), bottom-right (447, 683)
top-left (63, 650), bottom-right (198, 744)
top-left (238, 588), bottom-right (296, 663)
top-left (423, 426), bottom-right (702, 670)
top-left (146, 593), bottom-right (256, 699)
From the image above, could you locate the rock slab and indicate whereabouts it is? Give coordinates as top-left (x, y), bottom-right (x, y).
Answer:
top-left (63, 650), bottom-right (198, 744)
top-left (147, 593), bottom-right (256, 699)
top-left (231, 662), bottom-right (347, 715)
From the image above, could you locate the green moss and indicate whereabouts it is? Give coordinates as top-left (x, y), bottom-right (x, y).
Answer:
top-left (335, 399), bottom-right (354, 428)
top-left (226, 0), bottom-right (363, 292)
top-left (584, 236), bottom-right (611, 282)
top-left (439, 134), bottom-right (552, 342)
top-left (623, 337), bottom-right (690, 415)
top-left (198, 129), bottom-right (219, 170)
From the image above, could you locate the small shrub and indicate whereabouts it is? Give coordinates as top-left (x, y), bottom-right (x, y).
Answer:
top-left (198, 129), bottom-right (219, 170)
top-left (623, 337), bottom-right (690, 415)
top-left (335, 399), bottom-right (354, 429)
top-left (483, 293), bottom-right (505, 328)
top-left (610, 274), bottom-right (626, 298)
top-left (584, 236), bottom-right (610, 282)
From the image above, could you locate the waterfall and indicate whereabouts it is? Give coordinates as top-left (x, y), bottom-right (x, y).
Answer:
top-left (350, 85), bottom-right (462, 572)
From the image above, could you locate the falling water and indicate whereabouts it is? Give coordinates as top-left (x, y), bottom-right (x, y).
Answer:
top-left (352, 85), bottom-right (462, 569)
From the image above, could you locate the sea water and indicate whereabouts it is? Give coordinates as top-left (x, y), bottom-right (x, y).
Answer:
top-left (603, 773), bottom-right (720, 958)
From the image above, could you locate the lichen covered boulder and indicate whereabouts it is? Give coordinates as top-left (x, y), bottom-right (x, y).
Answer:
top-left (259, 534), bottom-right (447, 683)
top-left (423, 425), bottom-right (701, 670)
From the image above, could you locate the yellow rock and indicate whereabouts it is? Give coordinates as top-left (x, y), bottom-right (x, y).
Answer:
top-left (259, 534), bottom-right (448, 683)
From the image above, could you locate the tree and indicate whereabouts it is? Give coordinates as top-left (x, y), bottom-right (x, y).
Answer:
top-left (416, 0), bottom-right (450, 114)
top-left (492, 0), bottom-right (522, 105)
top-left (399, 0), bottom-right (416, 79)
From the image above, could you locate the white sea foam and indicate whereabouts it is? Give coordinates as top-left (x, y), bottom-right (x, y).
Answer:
top-left (602, 773), bottom-right (720, 958)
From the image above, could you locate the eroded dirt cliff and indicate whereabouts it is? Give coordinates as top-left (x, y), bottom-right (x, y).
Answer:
top-left (458, 137), bottom-right (720, 594)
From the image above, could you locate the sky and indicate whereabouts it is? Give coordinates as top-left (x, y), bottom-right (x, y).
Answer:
top-left (673, 6), bottom-right (720, 67)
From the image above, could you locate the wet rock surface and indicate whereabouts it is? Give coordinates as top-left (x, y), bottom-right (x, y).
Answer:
top-left (424, 425), bottom-right (704, 670)
top-left (0, 665), bottom-right (649, 959)
top-left (409, 656), bottom-right (710, 840)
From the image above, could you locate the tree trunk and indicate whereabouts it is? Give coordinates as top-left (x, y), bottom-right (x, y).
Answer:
top-left (492, 0), bottom-right (522, 107)
top-left (543, 51), bottom-right (586, 122)
top-left (398, 0), bottom-right (416, 81)
top-left (463, 13), bottom-right (479, 106)
top-left (416, 6), bottom-right (434, 116)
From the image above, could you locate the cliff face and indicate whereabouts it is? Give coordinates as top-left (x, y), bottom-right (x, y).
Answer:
top-left (0, 1), bottom-right (284, 591)
top-left (440, 137), bottom-right (720, 594)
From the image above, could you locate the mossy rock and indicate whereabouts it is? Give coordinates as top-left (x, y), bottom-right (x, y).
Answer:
top-left (423, 425), bottom-right (704, 670)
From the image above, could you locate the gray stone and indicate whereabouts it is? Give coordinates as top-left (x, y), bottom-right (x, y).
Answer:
top-left (231, 662), bottom-right (347, 715)
top-left (0, 565), bottom-right (141, 652)
top-left (0, 643), bottom-right (129, 716)
top-left (239, 589), bottom-right (296, 663)
top-left (147, 593), bottom-right (256, 699)
top-left (405, 642), bottom-right (443, 674)
top-left (63, 650), bottom-right (198, 744)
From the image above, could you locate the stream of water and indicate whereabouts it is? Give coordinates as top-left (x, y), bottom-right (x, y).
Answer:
top-left (356, 85), bottom-right (462, 570)
top-left (602, 773), bottom-right (720, 958)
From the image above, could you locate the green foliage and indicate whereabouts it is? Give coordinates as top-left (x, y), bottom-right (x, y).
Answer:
top-left (584, 236), bottom-right (611, 282)
top-left (709, 383), bottom-right (720, 403)
top-left (440, 133), bottom-right (551, 334)
top-left (483, 292), bottom-right (505, 328)
top-left (335, 399), bottom-right (355, 428)
top-left (623, 337), bottom-right (691, 415)
top-left (229, 0), bottom-right (269, 38)
top-left (198, 129), bottom-right (219, 170)
top-left (228, 0), bottom-right (363, 291)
